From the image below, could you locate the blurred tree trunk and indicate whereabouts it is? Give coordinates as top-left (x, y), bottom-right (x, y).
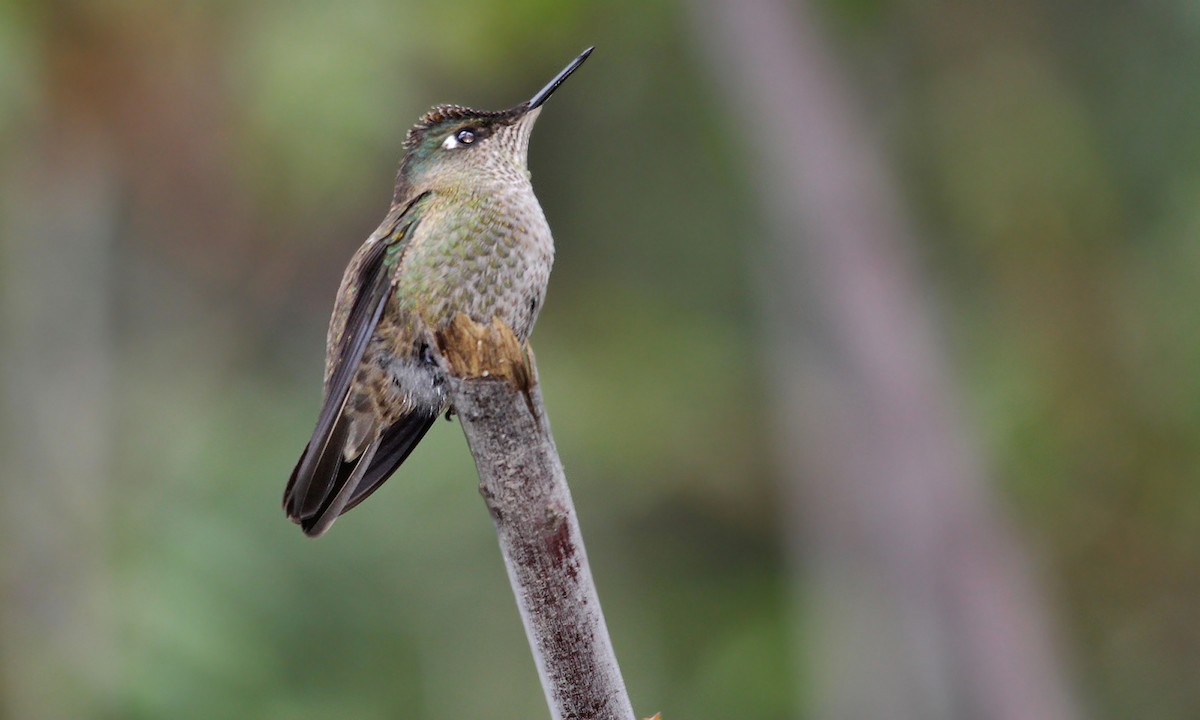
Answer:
top-left (1, 5), bottom-right (244, 717)
top-left (0, 78), bottom-right (118, 720)
top-left (688, 1), bottom-right (1080, 718)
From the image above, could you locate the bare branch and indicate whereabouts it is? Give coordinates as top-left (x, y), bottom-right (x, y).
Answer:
top-left (438, 314), bottom-right (636, 720)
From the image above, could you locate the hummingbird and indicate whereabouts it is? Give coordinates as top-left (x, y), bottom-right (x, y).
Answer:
top-left (284, 48), bottom-right (593, 537)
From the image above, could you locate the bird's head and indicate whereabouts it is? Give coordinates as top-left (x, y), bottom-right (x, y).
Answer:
top-left (394, 47), bottom-right (593, 199)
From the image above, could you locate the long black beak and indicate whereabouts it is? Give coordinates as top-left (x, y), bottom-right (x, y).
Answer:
top-left (526, 47), bottom-right (594, 110)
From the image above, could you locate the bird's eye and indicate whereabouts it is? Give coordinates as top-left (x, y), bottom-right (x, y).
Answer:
top-left (441, 127), bottom-right (481, 150)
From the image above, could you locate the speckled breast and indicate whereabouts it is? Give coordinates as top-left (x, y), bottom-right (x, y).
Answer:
top-left (395, 183), bottom-right (554, 341)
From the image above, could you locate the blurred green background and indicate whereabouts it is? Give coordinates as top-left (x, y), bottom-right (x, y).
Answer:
top-left (1, 0), bottom-right (1198, 718)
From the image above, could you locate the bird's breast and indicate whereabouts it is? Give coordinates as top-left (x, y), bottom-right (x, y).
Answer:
top-left (395, 186), bottom-right (554, 340)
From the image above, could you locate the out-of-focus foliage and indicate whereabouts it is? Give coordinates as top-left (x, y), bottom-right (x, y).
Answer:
top-left (0, 0), bottom-right (1196, 718)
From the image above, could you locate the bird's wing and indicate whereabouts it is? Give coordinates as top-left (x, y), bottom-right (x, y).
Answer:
top-left (342, 410), bottom-right (438, 513)
top-left (284, 193), bottom-right (430, 536)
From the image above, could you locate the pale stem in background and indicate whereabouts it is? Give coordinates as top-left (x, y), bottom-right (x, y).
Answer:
top-left (689, 0), bottom-right (1081, 718)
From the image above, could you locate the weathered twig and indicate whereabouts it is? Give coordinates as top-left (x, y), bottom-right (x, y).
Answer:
top-left (437, 314), bottom-right (636, 720)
